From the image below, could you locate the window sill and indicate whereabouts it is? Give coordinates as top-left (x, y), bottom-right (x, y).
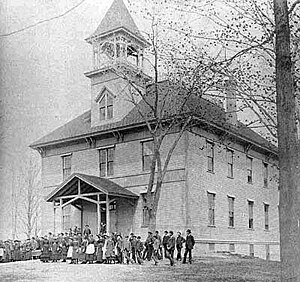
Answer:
top-left (208, 225), bottom-right (216, 228)
top-left (228, 226), bottom-right (235, 229)
top-left (247, 182), bottom-right (253, 185)
top-left (141, 225), bottom-right (149, 228)
top-left (248, 228), bottom-right (254, 231)
top-left (207, 170), bottom-right (215, 174)
top-left (227, 176), bottom-right (234, 179)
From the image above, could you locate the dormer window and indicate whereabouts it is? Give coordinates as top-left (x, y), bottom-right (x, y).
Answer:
top-left (97, 88), bottom-right (114, 121)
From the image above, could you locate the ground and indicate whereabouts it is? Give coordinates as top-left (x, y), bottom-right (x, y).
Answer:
top-left (0, 254), bottom-right (280, 282)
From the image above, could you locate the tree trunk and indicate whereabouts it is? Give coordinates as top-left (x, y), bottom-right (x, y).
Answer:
top-left (274, 0), bottom-right (300, 280)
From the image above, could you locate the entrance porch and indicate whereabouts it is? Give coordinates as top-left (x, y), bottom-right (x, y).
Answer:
top-left (46, 173), bottom-right (138, 235)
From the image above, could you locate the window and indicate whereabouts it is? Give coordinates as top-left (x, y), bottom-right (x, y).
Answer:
top-left (249, 244), bottom-right (254, 257)
top-left (142, 140), bottom-right (154, 171)
top-left (229, 243), bottom-right (235, 252)
top-left (99, 147), bottom-right (114, 177)
top-left (62, 205), bottom-right (71, 231)
top-left (228, 196), bottom-right (235, 227)
top-left (98, 90), bottom-right (113, 121)
top-left (207, 141), bottom-right (214, 172)
top-left (266, 244), bottom-right (270, 261)
top-left (227, 149), bottom-right (234, 178)
top-left (248, 201), bottom-right (254, 229)
top-left (264, 204), bottom-right (269, 230)
top-left (62, 155), bottom-right (72, 180)
top-left (142, 207), bottom-right (150, 227)
top-left (263, 162), bottom-right (268, 187)
top-left (109, 200), bottom-right (117, 211)
top-left (208, 192), bottom-right (216, 226)
top-left (208, 243), bottom-right (215, 251)
top-left (246, 156), bottom-right (253, 183)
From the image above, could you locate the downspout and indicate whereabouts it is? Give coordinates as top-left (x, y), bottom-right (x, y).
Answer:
top-left (184, 130), bottom-right (191, 228)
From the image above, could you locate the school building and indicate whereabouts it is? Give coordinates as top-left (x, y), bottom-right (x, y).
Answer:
top-left (30, 0), bottom-right (280, 260)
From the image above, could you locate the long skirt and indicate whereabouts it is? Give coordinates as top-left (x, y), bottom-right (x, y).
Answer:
top-left (96, 247), bottom-right (103, 262)
top-left (61, 247), bottom-right (68, 261)
top-left (78, 249), bottom-right (86, 262)
top-left (72, 247), bottom-right (79, 260)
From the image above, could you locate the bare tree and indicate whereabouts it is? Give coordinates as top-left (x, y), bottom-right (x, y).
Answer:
top-left (114, 4), bottom-right (243, 231)
top-left (274, 1), bottom-right (300, 280)
top-left (129, 1), bottom-right (300, 278)
top-left (18, 158), bottom-right (41, 239)
top-left (160, 0), bottom-right (300, 279)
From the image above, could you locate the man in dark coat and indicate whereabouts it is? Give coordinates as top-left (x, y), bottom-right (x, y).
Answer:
top-left (162, 230), bottom-right (169, 259)
top-left (182, 229), bottom-right (195, 264)
top-left (143, 232), bottom-right (154, 261)
top-left (129, 233), bottom-right (137, 263)
top-left (83, 225), bottom-right (91, 239)
top-left (166, 231), bottom-right (175, 266)
top-left (136, 236), bottom-right (144, 264)
top-left (176, 231), bottom-right (185, 261)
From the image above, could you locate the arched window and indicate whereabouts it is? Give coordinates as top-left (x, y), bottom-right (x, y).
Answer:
top-left (101, 42), bottom-right (115, 58)
top-left (97, 88), bottom-right (114, 121)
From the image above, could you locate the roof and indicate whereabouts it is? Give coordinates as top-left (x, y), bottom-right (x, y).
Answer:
top-left (30, 82), bottom-right (277, 154)
top-left (46, 173), bottom-right (138, 202)
top-left (88, 0), bottom-right (146, 43)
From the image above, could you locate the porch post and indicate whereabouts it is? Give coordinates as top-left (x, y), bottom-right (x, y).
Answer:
top-left (106, 194), bottom-right (110, 234)
top-left (78, 179), bottom-right (81, 195)
top-left (97, 194), bottom-right (101, 234)
top-left (60, 198), bottom-right (63, 233)
top-left (53, 201), bottom-right (56, 234)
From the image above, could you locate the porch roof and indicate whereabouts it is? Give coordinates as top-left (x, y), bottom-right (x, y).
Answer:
top-left (46, 173), bottom-right (139, 202)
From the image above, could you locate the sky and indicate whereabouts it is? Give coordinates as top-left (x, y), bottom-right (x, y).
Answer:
top-left (0, 0), bottom-right (123, 239)
top-left (0, 0), bottom-right (273, 239)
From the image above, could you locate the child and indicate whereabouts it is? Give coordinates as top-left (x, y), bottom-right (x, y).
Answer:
top-left (136, 236), bottom-right (144, 264)
top-left (85, 235), bottom-right (95, 264)
top-left (152, 235), bottom-right (160, 265)
top-left (0, 240), bottom-right (4, 262)
top-left (95, 235), bottom-right (104, 264)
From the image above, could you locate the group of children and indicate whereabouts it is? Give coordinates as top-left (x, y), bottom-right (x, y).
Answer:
top-left (0, 225), bottom-right (195, 266)
top-left (0, 237), bottom-right (40, 263)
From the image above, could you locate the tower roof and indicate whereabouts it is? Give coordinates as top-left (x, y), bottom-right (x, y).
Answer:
top-left (88, 0), bottom-right (146, 43)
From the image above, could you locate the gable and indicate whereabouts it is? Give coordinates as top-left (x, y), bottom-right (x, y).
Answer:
top-left (95, 86), bottom-right (116, 103)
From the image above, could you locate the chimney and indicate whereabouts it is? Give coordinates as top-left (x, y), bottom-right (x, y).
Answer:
top-left (225, 79), bottom-right (238, 126)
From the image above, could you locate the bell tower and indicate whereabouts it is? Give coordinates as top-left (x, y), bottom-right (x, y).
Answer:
top-left (85, 0), bottom-right (150, 128)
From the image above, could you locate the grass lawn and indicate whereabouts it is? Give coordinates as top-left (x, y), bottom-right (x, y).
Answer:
top-left (0, 254), bottom-right (280, 282)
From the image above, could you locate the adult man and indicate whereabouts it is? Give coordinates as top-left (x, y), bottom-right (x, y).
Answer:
top-left (129, 233), bottom-right (137, 263)
top-left (182, 229), bottom-right (195, 264)
top-left (166, 231), bottom-right (175, 266)
top-left (136, 236), bottom-right (144, 264)
top-left (83, 225), bottom-right (91, 239)
top-left (176, 231), bottom-right (185, 261)
top-left (162, 230), bottom-right (169, 259)
top-left (155, 231), bottom-right (162, 259)
top-left (143, 231), bottom-right (154, 261)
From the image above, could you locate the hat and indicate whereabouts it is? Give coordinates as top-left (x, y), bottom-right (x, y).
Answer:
top-left (186, 229), bottom-right (191, 233)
